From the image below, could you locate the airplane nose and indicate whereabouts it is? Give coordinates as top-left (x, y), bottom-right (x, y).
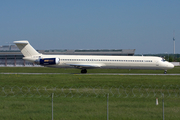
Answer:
top-left (169, 63), bottom-right (174, 69)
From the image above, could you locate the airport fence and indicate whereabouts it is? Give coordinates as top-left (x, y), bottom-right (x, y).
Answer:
top-left (0, 85), bottom-right (180, 120)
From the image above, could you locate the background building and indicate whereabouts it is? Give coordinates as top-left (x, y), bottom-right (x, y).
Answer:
top-left (0, 44), bottom-right (135, 67)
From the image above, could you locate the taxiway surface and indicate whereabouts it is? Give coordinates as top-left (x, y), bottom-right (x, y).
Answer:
top-left (1, 73), bottom-right (180, 75)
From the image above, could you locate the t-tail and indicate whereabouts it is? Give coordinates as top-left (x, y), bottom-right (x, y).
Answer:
top-left (14, 40), bottom-right (41, 63)
top-left (14, 40), bottom-right (40, 57)
top-left (14, 40), bottom-right (59, 65)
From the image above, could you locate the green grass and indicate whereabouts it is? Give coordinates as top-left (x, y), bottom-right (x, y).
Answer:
top-left (0, 67), bottom-right (180, 120)
top-left (1, 97), bottom-right (179, 120)
top-left (1, 96), bottom-right (180, 120)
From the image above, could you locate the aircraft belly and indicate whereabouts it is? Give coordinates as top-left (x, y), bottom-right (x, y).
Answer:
top-left (103, 63), bottom-right (160, 70)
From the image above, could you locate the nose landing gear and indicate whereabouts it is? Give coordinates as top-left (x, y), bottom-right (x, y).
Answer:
top-left (81, 69), bottom-right (87, 74)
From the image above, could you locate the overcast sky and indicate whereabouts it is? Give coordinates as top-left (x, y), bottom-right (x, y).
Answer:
top-left (0, 0), bottom-right (180, 54)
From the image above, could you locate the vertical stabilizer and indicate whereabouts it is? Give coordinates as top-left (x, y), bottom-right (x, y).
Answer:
top-left (14, 40), bottom-right (40, 57)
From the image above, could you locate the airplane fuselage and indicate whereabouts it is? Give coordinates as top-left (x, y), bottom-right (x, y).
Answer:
top-left (24, 55), bottom-right (174, 70)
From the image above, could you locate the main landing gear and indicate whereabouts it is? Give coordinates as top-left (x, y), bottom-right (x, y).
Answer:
top-left (164, 70), bottom-right (167, 74)
top-left (81, 69), bottom-right (87, 74)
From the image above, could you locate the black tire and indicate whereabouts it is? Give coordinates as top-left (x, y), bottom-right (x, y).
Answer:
top-left (81, 69), bottom-right (87, 74)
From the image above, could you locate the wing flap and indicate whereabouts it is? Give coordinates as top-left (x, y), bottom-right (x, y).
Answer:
top-left (67, 64), bottom-right (102, 69)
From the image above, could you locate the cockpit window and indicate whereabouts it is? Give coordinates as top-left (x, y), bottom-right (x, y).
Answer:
top-left (161, 58), bottom-right (166, 62)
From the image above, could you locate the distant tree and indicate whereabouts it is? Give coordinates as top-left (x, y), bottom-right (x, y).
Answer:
top-left (176, 57), bottom-right (180, 62)
top-left (165, 56), bottom-right (169, 61)
top-left (169, 56), bottom-right (173, 62)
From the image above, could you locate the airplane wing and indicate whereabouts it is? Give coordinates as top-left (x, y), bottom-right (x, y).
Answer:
top-left (66, 64), bottom-right (102, 69)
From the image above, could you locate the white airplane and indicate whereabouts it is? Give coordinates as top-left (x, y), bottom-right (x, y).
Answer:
top-left (14, 40), bottom-right (174, 74)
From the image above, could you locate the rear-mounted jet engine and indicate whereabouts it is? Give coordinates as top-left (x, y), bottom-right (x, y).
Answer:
top-left (35, 58), bottom-right (60, 65)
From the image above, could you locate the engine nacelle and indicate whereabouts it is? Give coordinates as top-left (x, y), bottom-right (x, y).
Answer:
top-left (35, 58), bottom-right (60, 65)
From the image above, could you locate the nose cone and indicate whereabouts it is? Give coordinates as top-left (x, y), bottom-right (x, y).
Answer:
top-left (168, 63), bottom-right (174, 69)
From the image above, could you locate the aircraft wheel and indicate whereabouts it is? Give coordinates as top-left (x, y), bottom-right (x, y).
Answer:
top-left (81, 69), bottom-right (87, 74)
